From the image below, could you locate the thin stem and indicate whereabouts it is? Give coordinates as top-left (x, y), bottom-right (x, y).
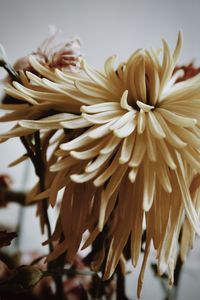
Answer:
top-left (0, 60), bottom-right (19, 81)
top-left (116, 264), bottom-right (129, 300)
top-left (20, 133), bottom-right (63, 299)
top-left (174, 254), bottom-right (183, 287)
top-left (0, 189), bottom-right (26, 205)
top-left (33, 131), bottom-right (53, 253)
top-left (21, 134), bottom-right (53, 253)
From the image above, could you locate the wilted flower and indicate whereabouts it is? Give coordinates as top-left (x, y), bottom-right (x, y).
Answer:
top-left (1, 32), bottom-right (200, 296)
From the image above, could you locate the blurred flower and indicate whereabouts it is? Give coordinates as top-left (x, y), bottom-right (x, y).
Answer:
top-left (0, 30), bottom-right (83, 182)
top-left (13, 29), bottom-right (81, 73)
top-left (174, 63), bottom-right (200, 82)
top-left (0, 265), bottom-right (43, 294)
top-left (1, 32), bottom-right (200, 297)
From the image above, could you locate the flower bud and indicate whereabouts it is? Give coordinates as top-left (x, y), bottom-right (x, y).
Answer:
top-left (0, 266), bottom-right (43, 294)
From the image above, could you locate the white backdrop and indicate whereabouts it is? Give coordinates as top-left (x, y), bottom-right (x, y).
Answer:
top-left (1, 0), bottom-right (200, 299)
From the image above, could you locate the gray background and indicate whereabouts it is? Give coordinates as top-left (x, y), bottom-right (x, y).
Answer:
top-left (1, 0), bottom-right (200, 299)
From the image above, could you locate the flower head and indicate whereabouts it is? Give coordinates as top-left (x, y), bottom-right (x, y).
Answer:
top-left (1, 33), bottom-right (200, 296)
top-left (14, 29), bottom-right (81, 73)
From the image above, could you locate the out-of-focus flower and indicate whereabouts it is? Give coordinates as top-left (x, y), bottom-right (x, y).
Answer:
top-left (1, 32), bottom-right (200, 296)
top-left (0, 265), bottom-right (43, 294)
top-left (0, 30), bottom-right (83, 179)
top-left (174, 63), bottom-right (200, 82)
top-left (13, 29), bottom-right (81, 73)
top-left (63, 256), bottom-right (91, 300)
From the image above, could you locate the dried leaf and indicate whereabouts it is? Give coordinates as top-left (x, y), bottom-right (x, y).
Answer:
top-left (0, 231), bottom-right (17, 248)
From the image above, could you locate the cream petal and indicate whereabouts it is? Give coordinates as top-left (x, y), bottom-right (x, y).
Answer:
top-left (70, 169), bottom-right (100, 183)
top-left (137, 109), bottom-right (146, 134)
top-left (60, 129), bottom-right (93, 151)
top-left (120, 90), bottom-right (133, 111)
top-left (100, 135), bottom-right (121, 154)
top-left (181, 147), bottom-right (200, 172)
top-left (94, 149), bottom-right (121, 187)
top-left (157, 140), bottom-right (176, 170)
top-left (113, 117), bottom-right (137, 138)
top-left (119, 133), bottom-right (135, 164)
top-left (136, 101), bottom-right (154, 112)
top-left (61, 117), bottom-right (92, 129)
top-left (128, 168), bottom-right (138, 183)
top-left (89, 119), bottom-right (118, 139)
top-left (82, 110), bottom-right (123, 124)
top-left (175, 157), bottom-right (200, 235)
top-left (157, 108), bottom-right (197, 127)
top-left (4, 85), bottom-right (38, 105)
top-left (85, 152), bottom-right (112, 173)
top-left (81, 102), bottom-right (121, 113)
top-left (155, 162), bottom-right (172, 193)
top-left (110, 111), bottom-right (135, 131)
top-left (50, 156), bottom-right (77, 172)
top-left (145, 127), bottom-right (157, 162)
top-left (129, 134), bottom-right (146, 167)
top-left (155, 112), bottom-right (187, 148)
top-left (148, 111), bottom-right (166, 139)
top-left (143, 161), bottom-right (156, 211)
top-left (70, 138), bottom-right (107, 160)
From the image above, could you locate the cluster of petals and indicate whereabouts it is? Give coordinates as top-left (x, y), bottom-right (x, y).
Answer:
top-left (13, 28), bottom-right (81, 74)
top-left (1, 32), bottom-right (200, 296)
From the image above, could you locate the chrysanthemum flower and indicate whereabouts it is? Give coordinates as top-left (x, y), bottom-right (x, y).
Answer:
top-left (1, 33), bottom-right (200, 296)
top-left (0, 31), bottom-right (83, 232)
top-left (13, 28), bottom-right (81, 73)
top-left (0, 29), bottom-right (82, 144)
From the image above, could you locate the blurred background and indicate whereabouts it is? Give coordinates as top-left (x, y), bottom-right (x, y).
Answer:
top-left (0, 0), bottom-right (200, 299)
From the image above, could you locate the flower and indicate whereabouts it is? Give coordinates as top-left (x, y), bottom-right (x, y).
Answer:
top-left (1, 32), bottom-right (200, 296)
top-left (174, 62), bottom-right (200, 82)
top-left (13, 29), bottom-right (82, 73)
top-left (50, 33), bottom-right (200, 291)
top-left (0, 30), bottom-right (82, 149)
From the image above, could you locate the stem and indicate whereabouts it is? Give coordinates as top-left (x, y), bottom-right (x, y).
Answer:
top-left (174, 254), bottom-right (183, 287)
top-left (20, 133), bottom-right (63, 299)
top-left (0, 189), bottom-right (26, 205)
top-left (21, 134), bottom-right (53, 253)
top-left (0, 60), bottom-right (19, 81)
top-left (116, 264), bottom-right (129, 300)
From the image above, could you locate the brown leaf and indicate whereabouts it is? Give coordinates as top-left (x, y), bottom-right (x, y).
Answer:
top-left (0, 175), bottom-right (12, 190)
top-left (0, 175), bottom-right (12, 208)
top-left (0, 260), bottom-right (11, 280)
top-left (0, 231), bottom-right (17, 248)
